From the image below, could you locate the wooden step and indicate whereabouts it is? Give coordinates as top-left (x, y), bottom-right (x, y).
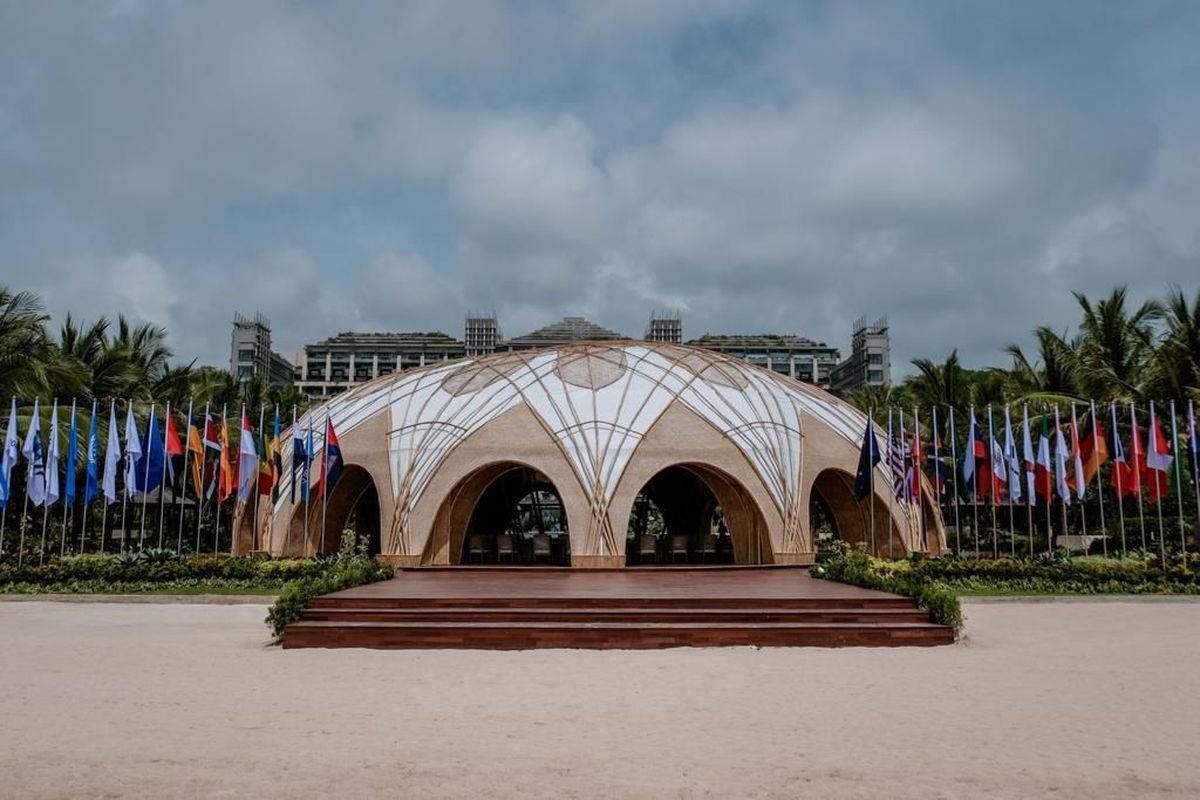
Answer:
top-left (301, 606), bottom-right (932, 624)
top-left (282, 619), bottom-right (955, 649)
top-left (309, 595), bottom-right (917, 611)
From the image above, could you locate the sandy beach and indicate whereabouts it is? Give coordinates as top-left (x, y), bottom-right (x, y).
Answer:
top-left (2, 599), bottom-right (1199, 799)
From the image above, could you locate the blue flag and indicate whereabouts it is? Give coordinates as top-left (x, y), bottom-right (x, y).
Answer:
top-left (65, 402), bottom-right (79, 504)
top-left (852, 412), bottom-right (882, 502)
top-left (85, 402), bottom-right (100, 504)
top-left (301, 424), bottom-right (314, 502)
top-left (134, 407), bottom-right (165, 495)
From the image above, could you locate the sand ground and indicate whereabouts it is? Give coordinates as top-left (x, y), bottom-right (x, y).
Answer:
top-left (2, 600), bottom-right (1199, 799)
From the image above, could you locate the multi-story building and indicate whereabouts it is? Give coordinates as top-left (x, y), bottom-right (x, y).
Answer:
top-left (645, 310), bottom-right (683, 344)
top-left (464, 313), bottom-right (501, 357)
top-left (830, 317), bottom-right (891, 394)
top-left (501, 316), bottom-right (628, 351)
top-left (294, 331), bottom-right (465, 397)
top-left (685, 333), bottom-right (841, 387)
top-left (230, 313), bottom-right (294, 387)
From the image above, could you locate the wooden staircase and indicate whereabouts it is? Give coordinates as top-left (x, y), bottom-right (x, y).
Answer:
top-left (282, 571), bottom-right (954, 649)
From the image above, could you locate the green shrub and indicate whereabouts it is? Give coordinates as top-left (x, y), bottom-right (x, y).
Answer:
top-left (265, 554), bottom-right (393, 639)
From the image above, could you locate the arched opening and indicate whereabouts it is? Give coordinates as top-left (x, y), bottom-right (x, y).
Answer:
top-left (453, 465), bottom-right (571, 565)
top-left (303, 465), bottom-right (382, 556)
top-left (624, 464), bottom-right (757, 565)
top-left (810, 468), bottom-right (904, 557)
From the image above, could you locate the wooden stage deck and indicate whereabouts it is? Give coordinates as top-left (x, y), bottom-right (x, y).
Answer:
top-left (283, 567), bottom-right (955, 650)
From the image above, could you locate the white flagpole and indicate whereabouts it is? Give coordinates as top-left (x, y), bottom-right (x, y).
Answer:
top-left (251, 405), bottom-right (265, 553)
top-left (195, 403), bottom-right (210, 555)
top-left (176, 400), bottom-right (193, 553)
top-left (931, 405), bottom-right (941, 553)
top-left (286, 405), bottom-right (298, 557)
top-left (969, 406), bottom-right (980, 558)
top-left (1111, 402), bottom-right (1127, 555)
top-left (0, 396), bottom-right (11, 557)
top-left (18, 398), bottom-right (37, 566)
top-left (1004, 404), bottom-right (1015, 558)
top-left (1090, 400), bottom-right (1107, 557)
top-left (119, 400), bottom-right (131, 554)
top-left (214, 404), bottom-right (226, 554)
top-left (39, 398), bottom-right (58, 565)
top-left (101, 399), bottom-right (115, 553)
top-left (987, 405), bottom-right (999, 558)
top-left (948, 406), bottom-right (961, 554)
top-left (1023, 404), bottom-right (1034, 558)
top-left (914, 406), bottom-right (925, 554)
top-left (1170, 400), bottom-right (1185, 554)
top-left (1191, 400), bottom-right (1200, 547)
top-left (321, 412), bottom-right (330, 554)
top-left (61, 399), bottom-right (76, 557)
top-left (1131, 402), bottom-right (1147, 553)
top-left (1072, 402), bottom-right (1087, 551)
top-left (157, 401), bottom-right (171, 550)
top-left (885, 407), bottom-right (896, 558)
top-left (138, 403), bottom-right (156, 550)
top-left (304, 414), bottom-right (315, 556)
top-left (1150, 401), bottom-right (1166, 565)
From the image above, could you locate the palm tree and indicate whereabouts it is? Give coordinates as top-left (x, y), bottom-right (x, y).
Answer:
top-left (1002, 327), bottom-right (1080, 405)
top-left (1149, 285), bottom-right (1200, 402)
top-left (0, 288), bottom-right (54, 397)
top-left (1072, 286), bottom-right (1160, 402)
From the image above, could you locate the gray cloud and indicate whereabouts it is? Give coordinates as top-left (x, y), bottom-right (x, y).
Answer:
top-left (2, 1), bottom-right (1198, 375)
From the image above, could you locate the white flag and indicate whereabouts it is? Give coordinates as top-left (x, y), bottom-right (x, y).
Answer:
top-left (1071, 404), bottom-right (1087, 499)
top-left (45, 400), bottom-right (61, 506)
top-left (103, 400), bottom-right (121, 503)
top-left (1053, 406), bottom-right (1071, 504)
top-left (1004, 406), bottom-right (1022, 504)
top-left (22, 399), bottom-right (45, 506)
top-left (1022, 404), bottom-right (1035, 504)
top-left (0, 398), bottom-right (19, 506)
top-left (124, 403), bottom-right (142, 497)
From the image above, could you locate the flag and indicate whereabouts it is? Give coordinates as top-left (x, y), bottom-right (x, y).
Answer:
top-left (270, 410), bottom-right (283, 501)
top-left (65, 401), bottom-right (79, 505)
top-left (45, 400), bottom-right (61, 506)
top-left (1109, 402), bottom-right (1136, 497)
top-left (291, 412), bottom-right (308, 502)
top-left (202, 411), bottom-right (222, 499)
top-left (1144, 402), bottom-right (1173, 503)
top-left (317, 416), bottom-right (344, 498)
top-left (1053, 407), bottom-right (1071, 503)
top-left (1128, 403), bottom-right (1145, 496)
top-left (988, 413), bottom-right (1007, 503)
top-left (187, 416), bottom-right (205, 497)
top-left (1070, 405), bottom-right (1086, 501)
top-left (0, 398), bottom-right (19, 508)
top-left (1022, 404), bottom-right (1035, 504)
top-left (84, 402), bottom-right (100, 504)
top-left (926, 409), bottom-right (948, 497)
top-left (963, 408), bottom-right (991, 501)
top-left (237, 409), bottom-right (258, 503)
top-left (218, 412), bottom-right (235, 503)
top-left (1035, 408), bottom-right (1052, 499)
top-left (301, 422), bottom-right (314, 502)
top-left (257, 427), bottom-right (274, 496)
top-left (1190, 400), bottom-right (1198, 479)
top-left (908, 408), bottom-right (923, 505)
top-left (123, 403), bottom-right (142, 498)
top-left (886, 409), bottom-right (905, 500)
top-left (22, 399), bottom-right (46, 506)
top-left (103, 401), bottom-right (120, 503)
top-left (164, 407), bottom-right (184, 488)
top-left (852, 411), bottom-right (881, 502)
top-left (135, 406), bottom-right (165, 496)
top-left (1078, 401), bottom-right (1109, 488)
top-left (1003, 406), bottom-right (1022, 504)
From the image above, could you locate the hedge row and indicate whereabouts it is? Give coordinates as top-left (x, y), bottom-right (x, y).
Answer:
top-left (811, 550), bottom-right (963, 634)
top-left (0, 552), bottom-right (322, 590)
top-left (265, 554), bottom-right (395, 639)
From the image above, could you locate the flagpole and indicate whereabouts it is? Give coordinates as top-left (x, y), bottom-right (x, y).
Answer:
top-left (61, 399), bottom-right (76, 556)
top-left (101, 399), bottom-right (115, 553)
top-left (1004, 404), bottom-right (1015, 558)
top-left (987, 405), bottom-right (999, 558)
top-left (1023, 404), bottom-right (1034, 558)
top-left (1169, 400), bottom-right (1185, 555)
top-left (885, 407), bottom-right (896, 558)
top-left (304, 415), bottom-right (315, 557)
top-left (1042, 407), bottom-right (1052, 557)
top-left (175, 400), bottom-right (193, 553)
top-left (948, 406), bottom-right (961, 554)
top-left (249, 405), bottom-right (264, 553)
top-left (1190, 400), bottom-right (1200, 548)
top-left (321, 412), bottom-right (331, 554)
top-left (18, 398), bottom-right (37, 565)
top-left (1091, 400), bottom-right (1107, 558)
top-left (214, 404), bottom-right (226, 554)
top-left (968, 406), bottom-right (980, 558)
top-left (914, 406), bottom-right (925, 554)
top-left (0, 395), bottom-right (12, 558)
top-left (1111, 402), bottom-right (1127, 555)
top-left (1072, 402), bottom-right (1087, 553)
top-left (1149, 401), bottom-right (1166, 565)
top-left (931, 405), bottom-right (941, 553)
top-left (39, 398), bottom-right (57, 565)
top-left (286, 405), bottom-right (298, 557)
top-left (195, 403), bottom-right (210, 555)
top-left (156, 401), bottom-right (171, 549)
top-left (138, 403), bottom-right (156, 550)
top-left (1129, 402), bottom-right (1147, 553)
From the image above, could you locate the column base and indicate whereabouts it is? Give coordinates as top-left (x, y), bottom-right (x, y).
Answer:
top-left (570, 555), bottom-right (626, 569)
top-left (377, 554), bottom-right (420, 568)
top-left (772, 552), bottom-right (816, 566)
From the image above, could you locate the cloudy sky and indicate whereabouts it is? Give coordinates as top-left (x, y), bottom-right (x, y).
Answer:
top-left (2, 2), bottom-right (1198, 375)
